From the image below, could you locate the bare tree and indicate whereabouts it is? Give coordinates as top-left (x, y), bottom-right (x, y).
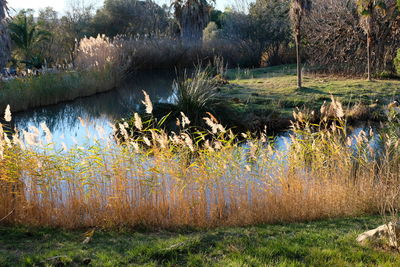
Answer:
top-left (63, 0), bottom-right (95, 64)
top-left (303, 0), bottom-right (364, 74)
top-left (232, 0), bottom-right (252, 13)
top-left (290, 0), bottom-right (312, 89)
top-left (357, 0), bottom-right (387, 81)
top-left (303, 0), bottom-right (399, 75)
top-left (0, 0), bottom-right (10, 69)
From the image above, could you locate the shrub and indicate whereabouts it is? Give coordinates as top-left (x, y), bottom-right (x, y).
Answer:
top-left (394, 48), bottom-right (400, 75)
top-left (203, 22), bottom-right (220, 41)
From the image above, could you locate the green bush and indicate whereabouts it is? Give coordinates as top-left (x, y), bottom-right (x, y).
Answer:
top-left (394, 48), bottom-right (400, 75)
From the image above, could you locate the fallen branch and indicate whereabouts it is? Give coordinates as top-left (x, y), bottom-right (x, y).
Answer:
top-left (0, 209), bottom-right (14, 223)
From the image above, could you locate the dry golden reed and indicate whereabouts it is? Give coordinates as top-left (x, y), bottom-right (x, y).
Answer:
top-left (0, 101), bottom-right (399, 229)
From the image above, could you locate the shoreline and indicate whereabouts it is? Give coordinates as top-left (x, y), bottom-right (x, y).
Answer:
top-left (0, 69), bottom-right (120, 114)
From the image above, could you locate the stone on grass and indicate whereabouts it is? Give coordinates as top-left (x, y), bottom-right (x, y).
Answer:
top-left (357, 222), bottom-right (400, 248)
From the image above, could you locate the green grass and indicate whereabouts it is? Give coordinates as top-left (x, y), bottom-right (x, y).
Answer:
top-left (221, 65), bottom-right (400, 118)
top-left (0, 68), bottom-right (119, 113)
top-left (1, 216), bottom-right (400, 266)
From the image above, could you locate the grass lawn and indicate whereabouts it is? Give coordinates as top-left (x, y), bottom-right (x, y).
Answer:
top-left (1, 216), bottom-right (400, 266)
top-left (220, 65), bottom-right (400, 119)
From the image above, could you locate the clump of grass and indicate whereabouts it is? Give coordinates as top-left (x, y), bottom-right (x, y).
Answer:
top-left (234, 67), bottom-right (254, 80)
top-left (173, 66), bottom-right (220, 124)
top-left (117, 65), bottom-right (225, 138)
top-left (0, 98), bottom-right (400, 229)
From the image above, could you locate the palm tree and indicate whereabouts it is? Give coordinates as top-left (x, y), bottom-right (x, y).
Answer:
top-left (172, 0), bottom-right (214, 45)
top-left (289, 0), bottom-right (312, 89)
top-left (357, 0), bottom-right (386, 81)
top-left (9, 11), bottom-right (51, 65)
top-left (0, 0), bottom-right (10, 69)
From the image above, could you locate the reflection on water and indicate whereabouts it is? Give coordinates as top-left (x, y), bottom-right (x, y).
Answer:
top-left (13, 71), bottom-right (176, 146)
top-left (12, 69), bottom-right (381, 152)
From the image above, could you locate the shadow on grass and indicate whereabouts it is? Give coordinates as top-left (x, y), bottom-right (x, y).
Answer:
top-left (296, 87), bottom-right (327, 95)
top-left (1, 216), bottom-right (399, 266)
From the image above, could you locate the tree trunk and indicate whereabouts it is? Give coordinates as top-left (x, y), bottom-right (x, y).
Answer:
top-left (367, 32), bottom-right (372, 81)
top-left (0, 0), bottom-right (10, 69)
top-left (295, 33), bottom-right (302, 89)
top-left (181, 23), bottom-right (203, 46)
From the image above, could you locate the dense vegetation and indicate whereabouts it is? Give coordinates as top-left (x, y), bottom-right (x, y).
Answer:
top-left (0, 0), bottom-right (398, 114)
top-left (3, 0), bottom-right (399, 76)
top-left (1, 98), bottom-right (400, 228)
top-left (1, 0), bottom-right (400, 263)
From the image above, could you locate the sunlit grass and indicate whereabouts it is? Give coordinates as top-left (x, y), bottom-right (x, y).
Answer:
top-left (2, 216), bottom-right (399, 266)
top-left (221, 65), bottom-right (400, 118)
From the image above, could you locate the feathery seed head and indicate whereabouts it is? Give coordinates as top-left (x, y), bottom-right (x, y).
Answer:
top-left (4, 105), bottom-right (11, 122)
top-left (142, 91), bottom-right (153, 114)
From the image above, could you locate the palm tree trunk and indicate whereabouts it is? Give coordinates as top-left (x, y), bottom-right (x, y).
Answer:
top-left (367, 32), bottom-right (372, 81)
top-left (0, 0), bottom-right (10, 69)
top-left (295, 33), bottom-right (302, 89)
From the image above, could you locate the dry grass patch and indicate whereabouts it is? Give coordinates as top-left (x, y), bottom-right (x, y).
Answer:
top-left (0, 96), bottom-right (399, 229)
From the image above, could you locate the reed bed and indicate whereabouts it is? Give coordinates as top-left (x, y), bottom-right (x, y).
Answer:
top-left (0, 98), bottom-right (399, 229)
top-left (0, 68), bottom-right (118, 113)
top-left (77, 35), bottom-right (261, 74)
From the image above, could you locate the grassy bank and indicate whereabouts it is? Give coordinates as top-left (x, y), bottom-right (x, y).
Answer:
top-left (219, 65), bottom-right (400, 128)
top-left (0, 68), bottom-right (119, 113)
top-left (1, 216), bottom-right (399, 266)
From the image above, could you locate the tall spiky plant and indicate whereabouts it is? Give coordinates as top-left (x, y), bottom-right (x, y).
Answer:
top-left (357, 0), bottom-right (387, 81)
top-left (0, 0), bottom-right (10, 69)
top-left (173, 65), bottom-right (219, 124)
top-left (172, 0), bottom-right (214, 45)
top-left (289, 0), bottom-right (312, 89)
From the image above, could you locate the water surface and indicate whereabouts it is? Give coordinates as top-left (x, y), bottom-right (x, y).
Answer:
top-left (13, 72), bottom-right (176, 146)
top-left (12, 71), bottom-right (377, 151)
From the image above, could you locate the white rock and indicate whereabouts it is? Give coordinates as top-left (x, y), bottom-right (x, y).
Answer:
top-left (357, 221), bottom-right (400, 248)
top-left (356, 224), bottom-right (389, 244)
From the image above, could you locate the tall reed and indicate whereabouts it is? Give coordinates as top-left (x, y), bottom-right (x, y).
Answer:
top-left (0, 99), bottom-right (399, 229)
top-left (75, 35), bottom-right (127, 79)
top-left (0, 68), bottom-right (118, 113)
top-left (77, 35), bottom-right (261, 74)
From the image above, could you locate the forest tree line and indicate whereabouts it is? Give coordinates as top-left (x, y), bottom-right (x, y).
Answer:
top-left (1, 0), bottom-right (400, 77)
